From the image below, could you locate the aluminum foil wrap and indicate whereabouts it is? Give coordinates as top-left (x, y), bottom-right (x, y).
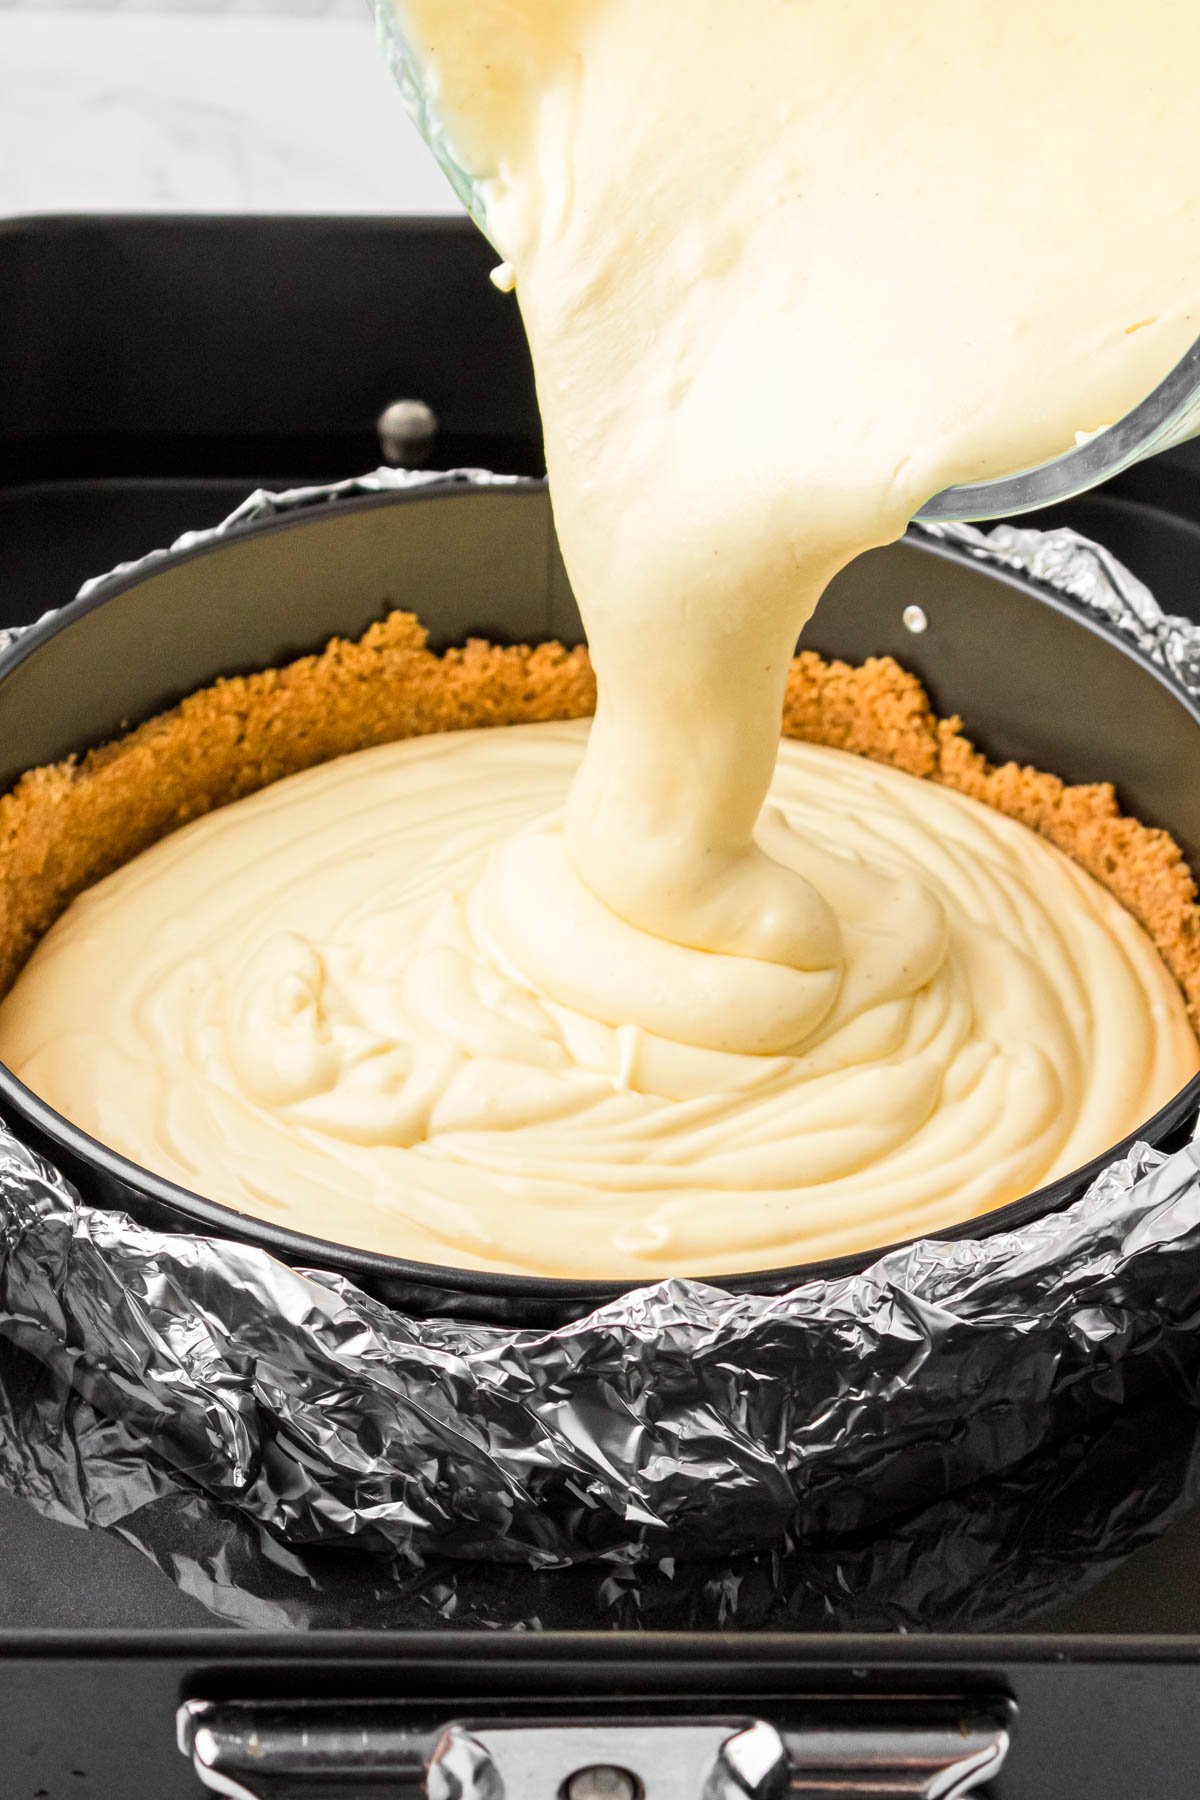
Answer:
top-left (5, 1328), bottom-right (1200, 1631)
top-left (2, 480), bottom-right (1200, 1615)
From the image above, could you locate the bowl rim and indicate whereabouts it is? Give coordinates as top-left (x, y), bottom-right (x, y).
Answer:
top-left (917, 331), bottom-right (1200, 523)
top-left (1, 478), bottom-right (1198, 1306)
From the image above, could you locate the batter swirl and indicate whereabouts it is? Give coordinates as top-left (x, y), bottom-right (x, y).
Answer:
top-left (1, 719), bottom-right (1191, 1277)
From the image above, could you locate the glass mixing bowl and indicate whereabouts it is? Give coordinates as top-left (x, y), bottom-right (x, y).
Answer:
top-left (917, 333), bottom-right (1200, 523)
top-left (373, 0), bottom-right (1200, 525)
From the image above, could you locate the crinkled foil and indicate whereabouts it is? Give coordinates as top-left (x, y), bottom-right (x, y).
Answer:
top-left (5, 1331), bottom-right (1200, 1631)
top-left (921, 517), bottom-right (1200, 691)
top-left (72, 466), bottom-right (522, 606)
top-left (5, 1123), bottom-right (1200, 1575)
top-left (2, 478), bottom-right (1200, 1622)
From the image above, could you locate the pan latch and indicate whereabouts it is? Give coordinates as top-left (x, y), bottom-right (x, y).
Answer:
top-left (178, 1695), bottom-right (1013, 1800)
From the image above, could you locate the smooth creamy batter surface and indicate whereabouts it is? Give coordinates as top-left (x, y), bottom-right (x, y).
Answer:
top-left (0, 719), bottom-right (1194, 1277)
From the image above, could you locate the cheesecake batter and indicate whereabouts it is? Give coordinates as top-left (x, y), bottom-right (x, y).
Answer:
top-left (1, 720), bottom-right (1194, 1276)
top-left (393, 0), bottom-right (1200, 1053)
top-left (2, 0), bottom-right (1200, 1272)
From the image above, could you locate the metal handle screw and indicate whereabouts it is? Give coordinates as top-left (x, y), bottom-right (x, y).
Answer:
top-left (564, 1765), bottom-right (641, 1800)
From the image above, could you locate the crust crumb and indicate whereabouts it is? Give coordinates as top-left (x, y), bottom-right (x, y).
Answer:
top-left (2, 610), bottom-right (1198, 1031)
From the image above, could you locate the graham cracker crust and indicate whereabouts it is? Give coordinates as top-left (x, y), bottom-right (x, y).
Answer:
top-left (2, 608), bottom-right (1198, 1025)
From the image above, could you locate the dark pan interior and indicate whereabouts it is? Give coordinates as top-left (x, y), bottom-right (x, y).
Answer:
top-left (0, 480), bottom-right (1197, 1324)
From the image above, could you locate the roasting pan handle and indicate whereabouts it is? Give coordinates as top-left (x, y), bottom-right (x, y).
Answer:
top-left (178, 1695), bottom-right (1013, 1800)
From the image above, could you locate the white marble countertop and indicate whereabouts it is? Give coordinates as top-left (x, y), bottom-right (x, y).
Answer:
top-left (0, 7), bottom-right (464, 216)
